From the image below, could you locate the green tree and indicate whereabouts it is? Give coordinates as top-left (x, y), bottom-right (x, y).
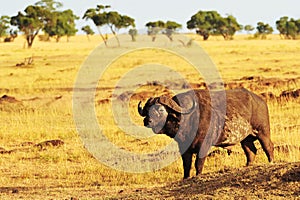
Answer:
top-left (82, 25), bottom-right (94, 41)
top-left (296, 19), bottom-right (300, 35)
top-left (217, 15), bottom-right (242, 40)
top-left (255, 22), bottom-right (273, 39)
top-left (276, 17), bottom-right (299, 39)
top-left (187, 11), bottom-right (241, 40)
top-left (187, 11), bottom-right (221, 40)
top-left (0, 16), bottom-right (10, 41)
top-left (244, 25), bottom-right (254, 34)
top-left (35, 0), bottom-right (62, 40)
top-left (44, 9), bottom-right (78, 42)
top-left (128, 28), bottom-right (137, 42)
top-left (10, 5), bottom-right (49, 48)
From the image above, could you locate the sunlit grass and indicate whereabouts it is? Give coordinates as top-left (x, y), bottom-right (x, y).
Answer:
top-left (0, 34), bottom-right (299, 197)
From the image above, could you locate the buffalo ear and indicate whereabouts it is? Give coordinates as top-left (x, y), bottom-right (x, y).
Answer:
top-left (168, 113), bottom-right (180, 122)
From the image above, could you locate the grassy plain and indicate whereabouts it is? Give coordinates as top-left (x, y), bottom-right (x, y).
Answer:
top-left (0, 34), bottom-right (299, 199)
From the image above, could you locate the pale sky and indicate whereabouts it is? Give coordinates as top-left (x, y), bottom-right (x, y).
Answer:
top-left (1, 0), bottom-right (299, 33)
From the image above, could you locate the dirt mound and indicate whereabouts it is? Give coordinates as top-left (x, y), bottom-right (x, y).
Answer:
top-left (115, 162), bottom-right (300, 199)
top-left (0, 95), bottom-right (21, 104)
top-left (0, 95), bottom-right (24, 111)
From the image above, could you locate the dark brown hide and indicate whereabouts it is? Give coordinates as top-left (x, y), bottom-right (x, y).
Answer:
top-left (139, 88), bottom-right (274, 179)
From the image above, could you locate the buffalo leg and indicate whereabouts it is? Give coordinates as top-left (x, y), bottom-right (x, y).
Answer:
top-left (257, 134), bottom-right (274, 163)
top-left (182, 152), bottom-right (193, 179)
top-left (241, 135), bottom-right (257, 166)
top-left (195, 155), bottom-right (206, 175)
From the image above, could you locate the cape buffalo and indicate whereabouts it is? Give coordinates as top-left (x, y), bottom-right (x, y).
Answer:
top-left (138, 88), bottom-right (274, 179)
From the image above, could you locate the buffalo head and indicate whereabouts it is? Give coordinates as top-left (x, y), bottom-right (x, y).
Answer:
top-left (138, 95), bottom-right (195, 134)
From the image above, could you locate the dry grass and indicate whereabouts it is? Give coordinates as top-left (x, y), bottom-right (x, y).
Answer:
top-left (0, 34), bottom-right (299, 199)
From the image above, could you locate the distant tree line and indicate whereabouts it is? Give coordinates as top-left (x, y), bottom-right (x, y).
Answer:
top-left (0, 0), bottom-right (300, 48)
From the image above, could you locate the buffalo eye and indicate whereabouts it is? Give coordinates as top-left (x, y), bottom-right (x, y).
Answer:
top-left (158, 108), bottom-right (165, 113)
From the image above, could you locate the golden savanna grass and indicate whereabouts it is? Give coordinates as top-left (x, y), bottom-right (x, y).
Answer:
top-left (0, 34), bottom-right (299, 198)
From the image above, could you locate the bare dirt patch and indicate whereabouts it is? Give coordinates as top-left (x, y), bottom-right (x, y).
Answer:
top-left (114, 162), bottom-right (300, 200)
top-left (1, 162), bottom-right (298, 199)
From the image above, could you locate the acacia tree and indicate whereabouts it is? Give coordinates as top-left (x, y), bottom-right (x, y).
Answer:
top-left (187, 10), bottom-right (241, 40)
top-left (0, 16), bottom-right (10, 41)
top-left (255, 22), bottom-right (273, 39)
top-left (82, 25), bottom-right (95, 41)
top-left (164, 21), bottom-right (182, 41)
top-left (63, 10), bottom-right (79, 41)
top-left (145, 20), bottom-right (165, 41)
top-left (187, 11), bottom-right (220, 40)
top-left (44, 9), bottom-right (78, 42)
top-left (276, 16), bottom-right (300, 39)
top-left (106, 11), bottom-right (135, 46)
top-left (83, 5), bottom-right (110, 46)
top-left (35, 0), bottom-right (78, 42)
top-left (244, 25), bottom-right (255, 34)
top-left (145, 20), bottom-right (181, 41)
top-left (83, 5), bottom-right (135, 47)
top-left (10, 5), bottom-right (49, 48)
top-left (217, 15), bottom-right (242, 40)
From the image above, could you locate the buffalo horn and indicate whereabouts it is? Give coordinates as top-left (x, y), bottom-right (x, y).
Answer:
top-left (158, 95), bottom-right (194, 114)
top-left (138, 101), bottom-right (145, 116)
